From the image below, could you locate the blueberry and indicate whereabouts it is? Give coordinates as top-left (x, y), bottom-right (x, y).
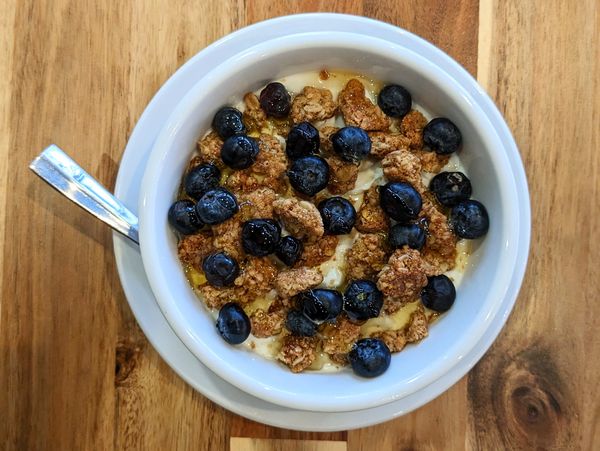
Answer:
top-left (343, 280), bottom-right (383, 321)
top-left (450, 200), bottom-right (489, 239)
top-left (220, 134), bottom-right (259, 170)
top-left (286, 122), bottom-right (319, 159)
top-left (423, 118), bottom-right (462, 154)
top-left (429, 171), bottom-right (472, 207)
top-left (296, 289), bottom-right (343, 324)
top-left (377, 84), bottom-right (412, 118)
top-left (195, 187), bottom-right (239, 225)
top-left (379, 182), bottom-right (422, 222)
top-left (212, 106), bottom-right (246, 139)
top-left (259, 82), bottom-right (291, 118)
top-left (331, 126), bottom-right (371, 163)
top-left (287, 155), bottom-right (330, 196)
top-left (285, 309), bottom-right (317, 337)
top-left (421, 274), bottom-right (456, 312)
top-left (241, 219), bottom-right (281, 256)
top-left (348, 338), bottom-right (391, 378)
top-left (389, 223), bottom-right (426, 250)
top-left (318, 197), bottom-right (356, 235)
top-left (275, 235), bottom-right (303, 266)
top-left (184, 163), bottom-right (221, 200)
top-left (216, 303), bottom-right (251, 345)
top-left (168, 199), bottom-right (203, 235)
top-left (202, 252), bottom-right (240, 287)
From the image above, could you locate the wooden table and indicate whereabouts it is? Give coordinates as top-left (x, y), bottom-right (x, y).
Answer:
top-left (1, 1), bottom-right (598, 449)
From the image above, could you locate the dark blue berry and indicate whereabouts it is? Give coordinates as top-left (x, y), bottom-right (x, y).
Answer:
top-left (423, 118), bottom-right (462, 155)
top-left (168, 199), bottom-right (203, 235)
top-left (377, 84), bottom-right (412, 118)
top-left (275, 236), bottom-right (303, 266)
top-left (212, 106), bottom-right (246, 139)
top-left (348, 338), bottom-right (391, 378)
top-left (220, 134), bottom-right (259, 170)
top-left (195, 187), bottom-right (238, 225)
top-left (389, 223), bottom-right (426, 250)
top-left (331, 126), bottom-right (371, 163)
top-left (343, 280), bottom-right (383, 321)
top-left (296, 289), bottom-right (343, 324)
top-left (450, 200), bottom-right (489, 239)
top-left (184, 163), bottom-right (221, 200)
top-left (259, 82), bottom-right (291, 118)
top-left (216, 303), bottom-right (251, 345)
top-left (241, 219), bottom-right (281, 256)
top-left (202, 252), bottom-right (240, 287)
top-left (318, 197), bottom-right (356, 235)
top-left (429, 171), bottom-right (472, 207)
top-left (421, 275), bottom-right (456, 312)
top-left (379, 182), bottom-right (422, 222)
top-left (285, 310), bottom-right (317, 337)
top-left (287, 155), bottom-right (330, 196)
top-left (286, 122), bottom-right (319, 159)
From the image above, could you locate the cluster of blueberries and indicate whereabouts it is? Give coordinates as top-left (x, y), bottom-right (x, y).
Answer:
top-left (168, 80), bottom-right (490, 378)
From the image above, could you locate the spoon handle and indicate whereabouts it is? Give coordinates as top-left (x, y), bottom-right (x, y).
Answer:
top-left (29, 145), bottom-right (139, 244)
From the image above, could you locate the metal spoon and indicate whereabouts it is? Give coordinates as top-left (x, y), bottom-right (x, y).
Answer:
top-left (29, 145), bottom-right (139, 244)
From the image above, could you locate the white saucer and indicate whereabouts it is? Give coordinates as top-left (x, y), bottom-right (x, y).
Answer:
top-left (113, 14), bottom-right (530, 431)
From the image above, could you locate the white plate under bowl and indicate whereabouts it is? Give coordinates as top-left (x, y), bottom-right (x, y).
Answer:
top-left (114, 14), bottom-right (530, 430)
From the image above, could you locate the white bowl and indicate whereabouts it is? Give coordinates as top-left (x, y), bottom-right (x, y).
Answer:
top-left (139, 28), bottom-right (530, 413)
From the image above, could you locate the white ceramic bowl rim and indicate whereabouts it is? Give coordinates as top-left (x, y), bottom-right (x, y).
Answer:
top-left (139, 27), bottom-right (529, 413)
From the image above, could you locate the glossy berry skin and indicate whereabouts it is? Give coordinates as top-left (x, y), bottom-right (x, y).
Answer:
top-left (195, 187), bottom-right (239, 225)
top-left (202, 252), bottom-right (240, 287)
top-left (168, 199), bottom-right (203, 235)
top-left (377, 84), bottom-right (412, 118)
top-left (389, 223), bottom-right (426, 250)
top-left (296, 289), bottom-right (343, 324)
top-left (259, 82), bottom-right (291, 118)
top-left (212, 106), bottom-right (246, 139)
top-left (275, 236), bottom-right (303, 266)
top-left (331, 126), bottom-right (372, 163)
top-left (348, 338), bottom-right (391, 378)
top-left (285, 310), bottom-right (317, 337)
top-left (241, 219), bottom-right (282, 256)
top-left (220, 134), bottom-right (259, 170)
top-left (286, 122), bottom-right (320, 159)
top-left (450, 200), bottom-right (489, 239)
top-left (184, 163), bottom-right (221, 200)
top-left (429, 171), bottom-right (472, 207)
top-left (216, 303), bottom-right (251, 345)
top-left (343, 280), bottom-right (384, 321)
top-left (318, 197), bottom-right (356, 235)
top-left (379, 182), bottom-right (422, 223)
top-left (423, 117), bottom-right (462, 155)
top-left (287, 155), bottom-right (330, 196)
top-left (421, 275), bottom-right (456, 312)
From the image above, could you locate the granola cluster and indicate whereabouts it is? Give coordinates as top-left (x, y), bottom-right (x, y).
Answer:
top-left (175, 75), bottom-right (464, 374)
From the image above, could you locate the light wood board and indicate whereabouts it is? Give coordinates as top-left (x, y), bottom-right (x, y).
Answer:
top-left (1, 0), bottom-right (598, 449)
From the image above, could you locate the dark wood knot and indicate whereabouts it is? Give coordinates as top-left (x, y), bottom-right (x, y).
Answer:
top-left (468, 344), bottom-right (573, 449)
top-left (114, 340), bottom-right (143, 386)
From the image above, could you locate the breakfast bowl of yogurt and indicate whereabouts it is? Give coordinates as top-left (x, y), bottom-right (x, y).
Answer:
top-left (138, 30), bottom-right (530, 412)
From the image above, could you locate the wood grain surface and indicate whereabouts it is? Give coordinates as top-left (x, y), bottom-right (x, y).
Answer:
top-left (0, 0), bottom-right (598, 450)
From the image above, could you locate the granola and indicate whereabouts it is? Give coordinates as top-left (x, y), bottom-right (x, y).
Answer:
top-left (355, 185), bottom-right (389, 233)
top-left (273, 198), bottom-right (324, 241)
top-left (345, 233), bottom-right (388, 280)
top-left (290, 86), bottom-right (337, 123)
top-left (325, 155), bottom-right (359, 194)
top-left (338, 79), bottom-right (391, 131)
top-left (274, 267), bottom-right (323, 298)
top-left (377, 249), bottom-right (433, 313)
